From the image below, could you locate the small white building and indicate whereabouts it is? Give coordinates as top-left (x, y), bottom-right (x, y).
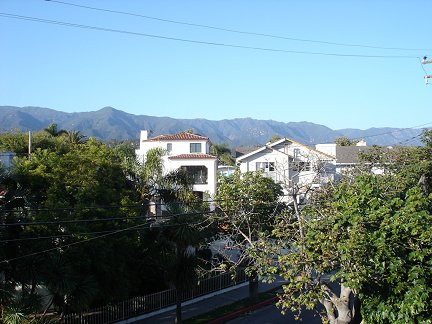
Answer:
top-left (135, 130), bottom-right (218, 200)
top-left (315, 141), bottom-right (384, 179)
top-left (236, 138), bottom-right (335, 199)
top-left (0, 152), bottom-right (16, 170)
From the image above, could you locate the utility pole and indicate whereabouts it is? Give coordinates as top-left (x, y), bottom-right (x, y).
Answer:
top-left (28, 131), bottom-right (32, 159)
top-left (422, 56), bottom-right (432, 85)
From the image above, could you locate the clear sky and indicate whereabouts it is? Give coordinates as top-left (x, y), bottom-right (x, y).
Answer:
top-left (1, 0), bottom-right (431, 130)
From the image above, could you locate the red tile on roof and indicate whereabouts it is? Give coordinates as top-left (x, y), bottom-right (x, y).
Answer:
top-left (169, 154), bottom-right (216, 160)
top-left (146, 133), bottom-right (209, 141)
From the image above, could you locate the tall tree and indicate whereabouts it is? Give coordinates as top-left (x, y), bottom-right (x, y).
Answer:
top-left (65, 130), bottom-right (87, 145)
top-left (335, 136), bottom-right (358, 146)
top-left (210, 143), bottom-right (234, 166)
top-left (251, 132), bottom-right (432, 323)
top-left (214, 170), bottom-right (283, 302)
top-left (43, 123), bottom-right (66, 137)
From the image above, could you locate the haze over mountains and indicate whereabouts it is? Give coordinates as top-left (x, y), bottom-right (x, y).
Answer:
top-left (0, 106), bottom-right (423, 147)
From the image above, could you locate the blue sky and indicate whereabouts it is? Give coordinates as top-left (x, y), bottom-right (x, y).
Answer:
top-left (1, 0), bottom-right (431, 130)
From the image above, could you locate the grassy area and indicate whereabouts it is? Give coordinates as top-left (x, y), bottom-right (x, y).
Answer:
top-left (184, 288), bottom-right (280, 324)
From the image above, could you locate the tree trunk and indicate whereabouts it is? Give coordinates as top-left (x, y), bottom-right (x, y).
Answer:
top-left (322, 283), bottom-right (361, 324)
top-left (248, 272), bottom-right (259, 303)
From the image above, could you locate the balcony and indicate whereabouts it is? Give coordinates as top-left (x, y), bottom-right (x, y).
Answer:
top-left (181, 165), bottom-right (208, 184)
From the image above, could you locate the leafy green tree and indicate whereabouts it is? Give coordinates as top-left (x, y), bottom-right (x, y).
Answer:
top-left (214, 170), bottom-right (283, 302)
top-left (335, 136), bottom-right (358, 146)
top-left (252, 160), bottom-right (432, 323)
top-left (43, 124), bottom-right (66, 137)
top-left (0, 137), bottom-right (151, 319)
top-left (268, 135), bottom-right (282, 143)
top-left (0, 131), bottom-right (28, 154)
top-left (210, 143), bottom-right (234, 166)
top-left (134, 147), bottom-right (211, 323)
top-left (65, 130), bottom-right (86, 145)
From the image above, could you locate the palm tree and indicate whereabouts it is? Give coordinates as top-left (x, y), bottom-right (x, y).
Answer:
top-left (43, 124), bottom-right (66, 137)
top-left (210, 143), bottom-right (234, 166)
top-left (65, 130), bottom-right (86, 145)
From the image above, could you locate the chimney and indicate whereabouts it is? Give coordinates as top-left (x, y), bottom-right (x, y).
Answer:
top-left (140, 130), bottom-right (148, 141)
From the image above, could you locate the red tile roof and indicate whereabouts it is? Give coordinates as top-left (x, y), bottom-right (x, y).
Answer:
top-left (145, 133), bottom-right (209, 141)
top-left (169, 154), bottom-right (217, 160)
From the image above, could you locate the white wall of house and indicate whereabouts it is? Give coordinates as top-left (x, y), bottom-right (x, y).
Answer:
top-left (135, 130), bottom-right (217, 199)
top-left (315, 143), bottom-right (337, 157)
top-left (168, 157), bottom-right (218, 197)
top-left (237, 139), bottom-right (335, 200)
top-left (0, 152), bottom-right (16, 170)
top-left (136, 131), bottom-right (210, 161)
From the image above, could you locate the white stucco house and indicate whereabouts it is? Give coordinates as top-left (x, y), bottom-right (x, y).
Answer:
top-left (135, 130), bottom-right (218, 201)
top-left (315, 140), bottom-right (385, 178)
top-left (236, 138), bottom-right (336, 200)
top-left (0, 152), bottom-right (16, 170)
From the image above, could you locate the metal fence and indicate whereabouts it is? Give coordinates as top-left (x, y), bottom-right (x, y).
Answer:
top-left (62, 270), bottom-right (247, 324)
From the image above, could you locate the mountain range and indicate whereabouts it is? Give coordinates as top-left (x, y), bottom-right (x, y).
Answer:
top-left (0, 106), bottom-right (423, 147)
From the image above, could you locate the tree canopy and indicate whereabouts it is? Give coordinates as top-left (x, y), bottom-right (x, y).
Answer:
top-left (250, 130), bottom-right (432, 323)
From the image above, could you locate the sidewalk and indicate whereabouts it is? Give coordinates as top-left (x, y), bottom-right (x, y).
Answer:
top-left (125, 278), bottom-right (286, 324)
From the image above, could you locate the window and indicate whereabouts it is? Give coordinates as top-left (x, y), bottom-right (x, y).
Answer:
top-left (292, 161), bottom-right (311, 172)
top-left (190, 143), bottom-right (202, 153)
top-left (167, 143), bottom-right (172, 152)
top-left (181, 165), bottom-right (208, 184)
top-left (256, 162), bottom-right (275, 172)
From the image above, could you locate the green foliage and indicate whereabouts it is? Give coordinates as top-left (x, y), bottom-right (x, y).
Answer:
top-left (43, 123), bottom-right (66, 137)
top-left (252, 172), bottom-right (432, 323)
top-left (0, 134), bottom-right (163, 318)
top-left (335, 136), bottom-right (358, 146)
top-left (268, 135), bottom-right (282, 144)
top-left (210, 143), bottom-right (234, 166)
top-left (65, 130), bottom-right (87, 145)
top-left (216, 170), bottom-right (283, 227)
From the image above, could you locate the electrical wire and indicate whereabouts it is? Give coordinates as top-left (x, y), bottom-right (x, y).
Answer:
top-left (392, 133), bottom-right (424, 146)
top-left (349, 121), bottom-right (432, 142)
top-left (0, 218), bottom-right (208, 263)
top-left (0, 199), bottom-right (287, 227)
top-left (0, 12), bottom-right (419, 59)
top-left (0, 218), bottom-right (207, 243)
top-left (0, 215), bottom-right (150, 227)
top-left (44, 0), bottom-right (432, 52)
top-left (0, 222), bottom-right (149, 263)
top-left (0, 203), bottom-right (143, 214)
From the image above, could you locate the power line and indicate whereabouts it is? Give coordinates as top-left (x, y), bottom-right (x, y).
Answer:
top-left (0, 218), bottom-right (208, 263)
top-left (350, 121), bottom-right (432, 142)
top-left (44, 0), bottom-right (432, 53)
top-left (0, 203), bottom-right (143, 214)
top-left (0, 229), bottom-right (124, 243)
top-left (0, 215), bottom-right (150, 227)
top-left (0, 12), bottom-right (419, 59)
top-left (0, 199), bottom-right (286, 227)
top-left (0, 222), bottom-right (148, 263)
top-left (0, 218), bottom-right (205, 243)
top-left (392, 133), bottom-right (424, 146)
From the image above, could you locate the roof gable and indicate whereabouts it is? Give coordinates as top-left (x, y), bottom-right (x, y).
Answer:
top-left (236, 138), bottom-right (334, 161)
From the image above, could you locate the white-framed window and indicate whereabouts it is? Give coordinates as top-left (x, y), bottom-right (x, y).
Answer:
top-left (256, 162), bottom-right (275, 172)
top-left (292, 161), bottom-right (311, 172)
top-left (167, 143), bottom-right (172, 152)
top-left (190, 143), bottom-right (202, 153)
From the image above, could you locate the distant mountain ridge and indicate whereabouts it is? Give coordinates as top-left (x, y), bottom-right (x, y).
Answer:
top-left (0, 106), bottom-right (423, 147)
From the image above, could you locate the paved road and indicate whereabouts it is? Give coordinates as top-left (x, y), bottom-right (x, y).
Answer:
top-left (131, 279), bottom-right (286, 323)
top-left (227, 303), bottom-right (321, 324)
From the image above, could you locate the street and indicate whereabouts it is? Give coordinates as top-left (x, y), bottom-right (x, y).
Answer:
top-left (227, 303), bottom-right (322, 324)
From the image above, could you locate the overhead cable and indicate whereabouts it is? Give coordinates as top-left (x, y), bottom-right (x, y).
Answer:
top-left (44, 0), bottom-right (432, 52)
top-left (0, 13), bottom-right (419, 59)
